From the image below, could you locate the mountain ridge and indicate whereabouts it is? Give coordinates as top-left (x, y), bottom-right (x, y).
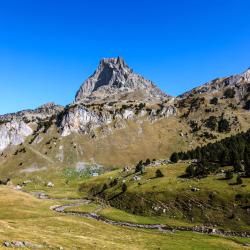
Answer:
top-left (0, 58), bottom-right (249, 169)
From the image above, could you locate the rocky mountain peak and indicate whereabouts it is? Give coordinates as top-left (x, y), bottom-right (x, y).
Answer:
top-left (75, 57), bottom-right (168, 102)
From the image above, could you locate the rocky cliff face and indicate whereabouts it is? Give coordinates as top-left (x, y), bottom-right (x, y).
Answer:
top-left (0, 103), bottom-right (63, 151)
top-left (0, 120), bottom-right (33, 151)
top-left (59, 101), bottom-right (176, 137)
top-left (75, 57), bottom-right (168, 103)
top-left (59, 57), bottom-right (174, 136)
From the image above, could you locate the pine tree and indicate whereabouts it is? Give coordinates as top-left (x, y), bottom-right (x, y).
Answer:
top-left (170, 152), bottom-right (179, 163)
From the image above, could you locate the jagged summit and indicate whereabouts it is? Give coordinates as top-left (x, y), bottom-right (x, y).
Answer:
top-left (75, 57), bottom-right (168, 103)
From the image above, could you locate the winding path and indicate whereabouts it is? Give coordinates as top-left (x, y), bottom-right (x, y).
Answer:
top-left (50, 199), bottom-right (250, 239)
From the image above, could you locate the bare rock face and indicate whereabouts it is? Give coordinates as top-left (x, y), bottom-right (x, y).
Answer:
top-left (0, 120), bottom-right (33, 151)
top-left (59, 101), bottom-right (176, 137)
top-left (0, 102), bottom-right (64, 123)
top-left (179, 68), bottom-right (250, 100)
top-left (0, 102), bottom-right (63, 151)
top-left (75, 57), bottom-right (168, 103)
top-left (58, 57), bottom-right (174, 136)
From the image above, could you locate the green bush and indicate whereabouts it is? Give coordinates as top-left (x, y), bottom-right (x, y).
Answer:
top-left (236, 175), bottom-right (243, 185)
top-left (170, 152), bottom-right (179, 163)
top-left (218, 117), bottom-right (230, 132)
top-left (155, 169), bottom-right (164, 178)
top-left (122, 183), bottom-right (127, 193)
top-left (225, 171), bottom-right (233, 180)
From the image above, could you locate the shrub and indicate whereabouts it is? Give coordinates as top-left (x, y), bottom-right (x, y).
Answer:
top-left (244, 100), bottom-right (250, 110)
top-left (189, 120), bottom-right (200, 132)
top-left (102, 183), bottom-right (108, 191)
top-left (122, 183), bottom-right (127, 193)
top-left (210, 97), bottom-right (218, 105)
top-left (225, 171), bottom-right (233, 180)
top-left (236, 175), bottom-right (243, 185)
top-left (170, 152), bottom-right (179, 163)
top-left (110, 178), bottom-right (118, 187)
top-left (218, 118), bottom-right (230, 132)
top-left (155, 169), bottom-right (164, 178)
top-left (135, 161), bottom-right (145, 174)
top-left (205, 116), bottom-right (217, 130)
top-left (224, 88), bottom-right (235, 98)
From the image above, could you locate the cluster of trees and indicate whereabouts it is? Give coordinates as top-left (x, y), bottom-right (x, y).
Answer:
top-left (205, 115), bottom-right (231, 132)
top-left (170, 129), bottom-right (250, 177)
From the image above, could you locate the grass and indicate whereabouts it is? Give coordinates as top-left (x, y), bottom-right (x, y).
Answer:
top-left (79, 162), bottom-right (250, 231)
top-left (98, 206), bottom-right (198, 227)
top-left (64, 203), bottom-right (99, 213)
top-left (0, 186), bottom-right (249, 250)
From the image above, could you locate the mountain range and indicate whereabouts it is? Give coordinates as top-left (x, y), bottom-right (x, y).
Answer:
top-left (0, 57), bottom-right (249, 174)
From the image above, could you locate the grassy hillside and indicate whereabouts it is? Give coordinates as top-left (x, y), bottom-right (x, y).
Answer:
top-left (0, 185), bottom-right (249, 249)
top-left (79, 162), bottom-right (250, 232)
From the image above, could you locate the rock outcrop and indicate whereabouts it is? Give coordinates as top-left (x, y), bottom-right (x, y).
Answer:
top-left (0, 102), bottom-right (64, 123)
top-left (0, 103), bottom-right (63, 151)
top-left (60, 101), bottom-right (176, 136)
top-left (75, 57), bottom-right (168, 103)
top-left (179, 68), bottom-right (250, 100)
top-left (0, 120), bottom-right (33, 151)
top-left (59, 57), bottom-right (174, 136)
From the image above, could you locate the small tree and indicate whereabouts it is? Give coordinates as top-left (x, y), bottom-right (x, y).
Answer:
top-left (236, 175), bottom-right (243, 185)
top-left (170, 152), bottom-right (179, 163)
top-left (155, 169), bottom-right (164, 178)
top-left (135, 160), bottom-right (143, 173)
top-left (225, 171), bottom-right (233, 180)
top-left (145, 158), bottom-right (151, 165)
top-left (210, 97), bottom-right (218, 105)
top-left (185, 164), bottom-right (197, 177)
top-left (205, 116), bottom-right (217, 130)
top-left (218, 118), bottom-right (230, 133)
top-left (122, 183), bottom-right (127, 193)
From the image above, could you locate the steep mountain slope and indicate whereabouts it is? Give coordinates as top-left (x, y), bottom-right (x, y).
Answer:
top-left (0, 58), bottom-right (250, 175)
top-left (175, 68), bottom-right (250, 143)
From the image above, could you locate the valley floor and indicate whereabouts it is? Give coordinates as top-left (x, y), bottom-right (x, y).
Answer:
top-left (0, 186), bottom-right (250, 249)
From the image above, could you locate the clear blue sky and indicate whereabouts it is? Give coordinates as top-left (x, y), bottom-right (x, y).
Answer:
top-left (1, 0), bottom-right (250, 115)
